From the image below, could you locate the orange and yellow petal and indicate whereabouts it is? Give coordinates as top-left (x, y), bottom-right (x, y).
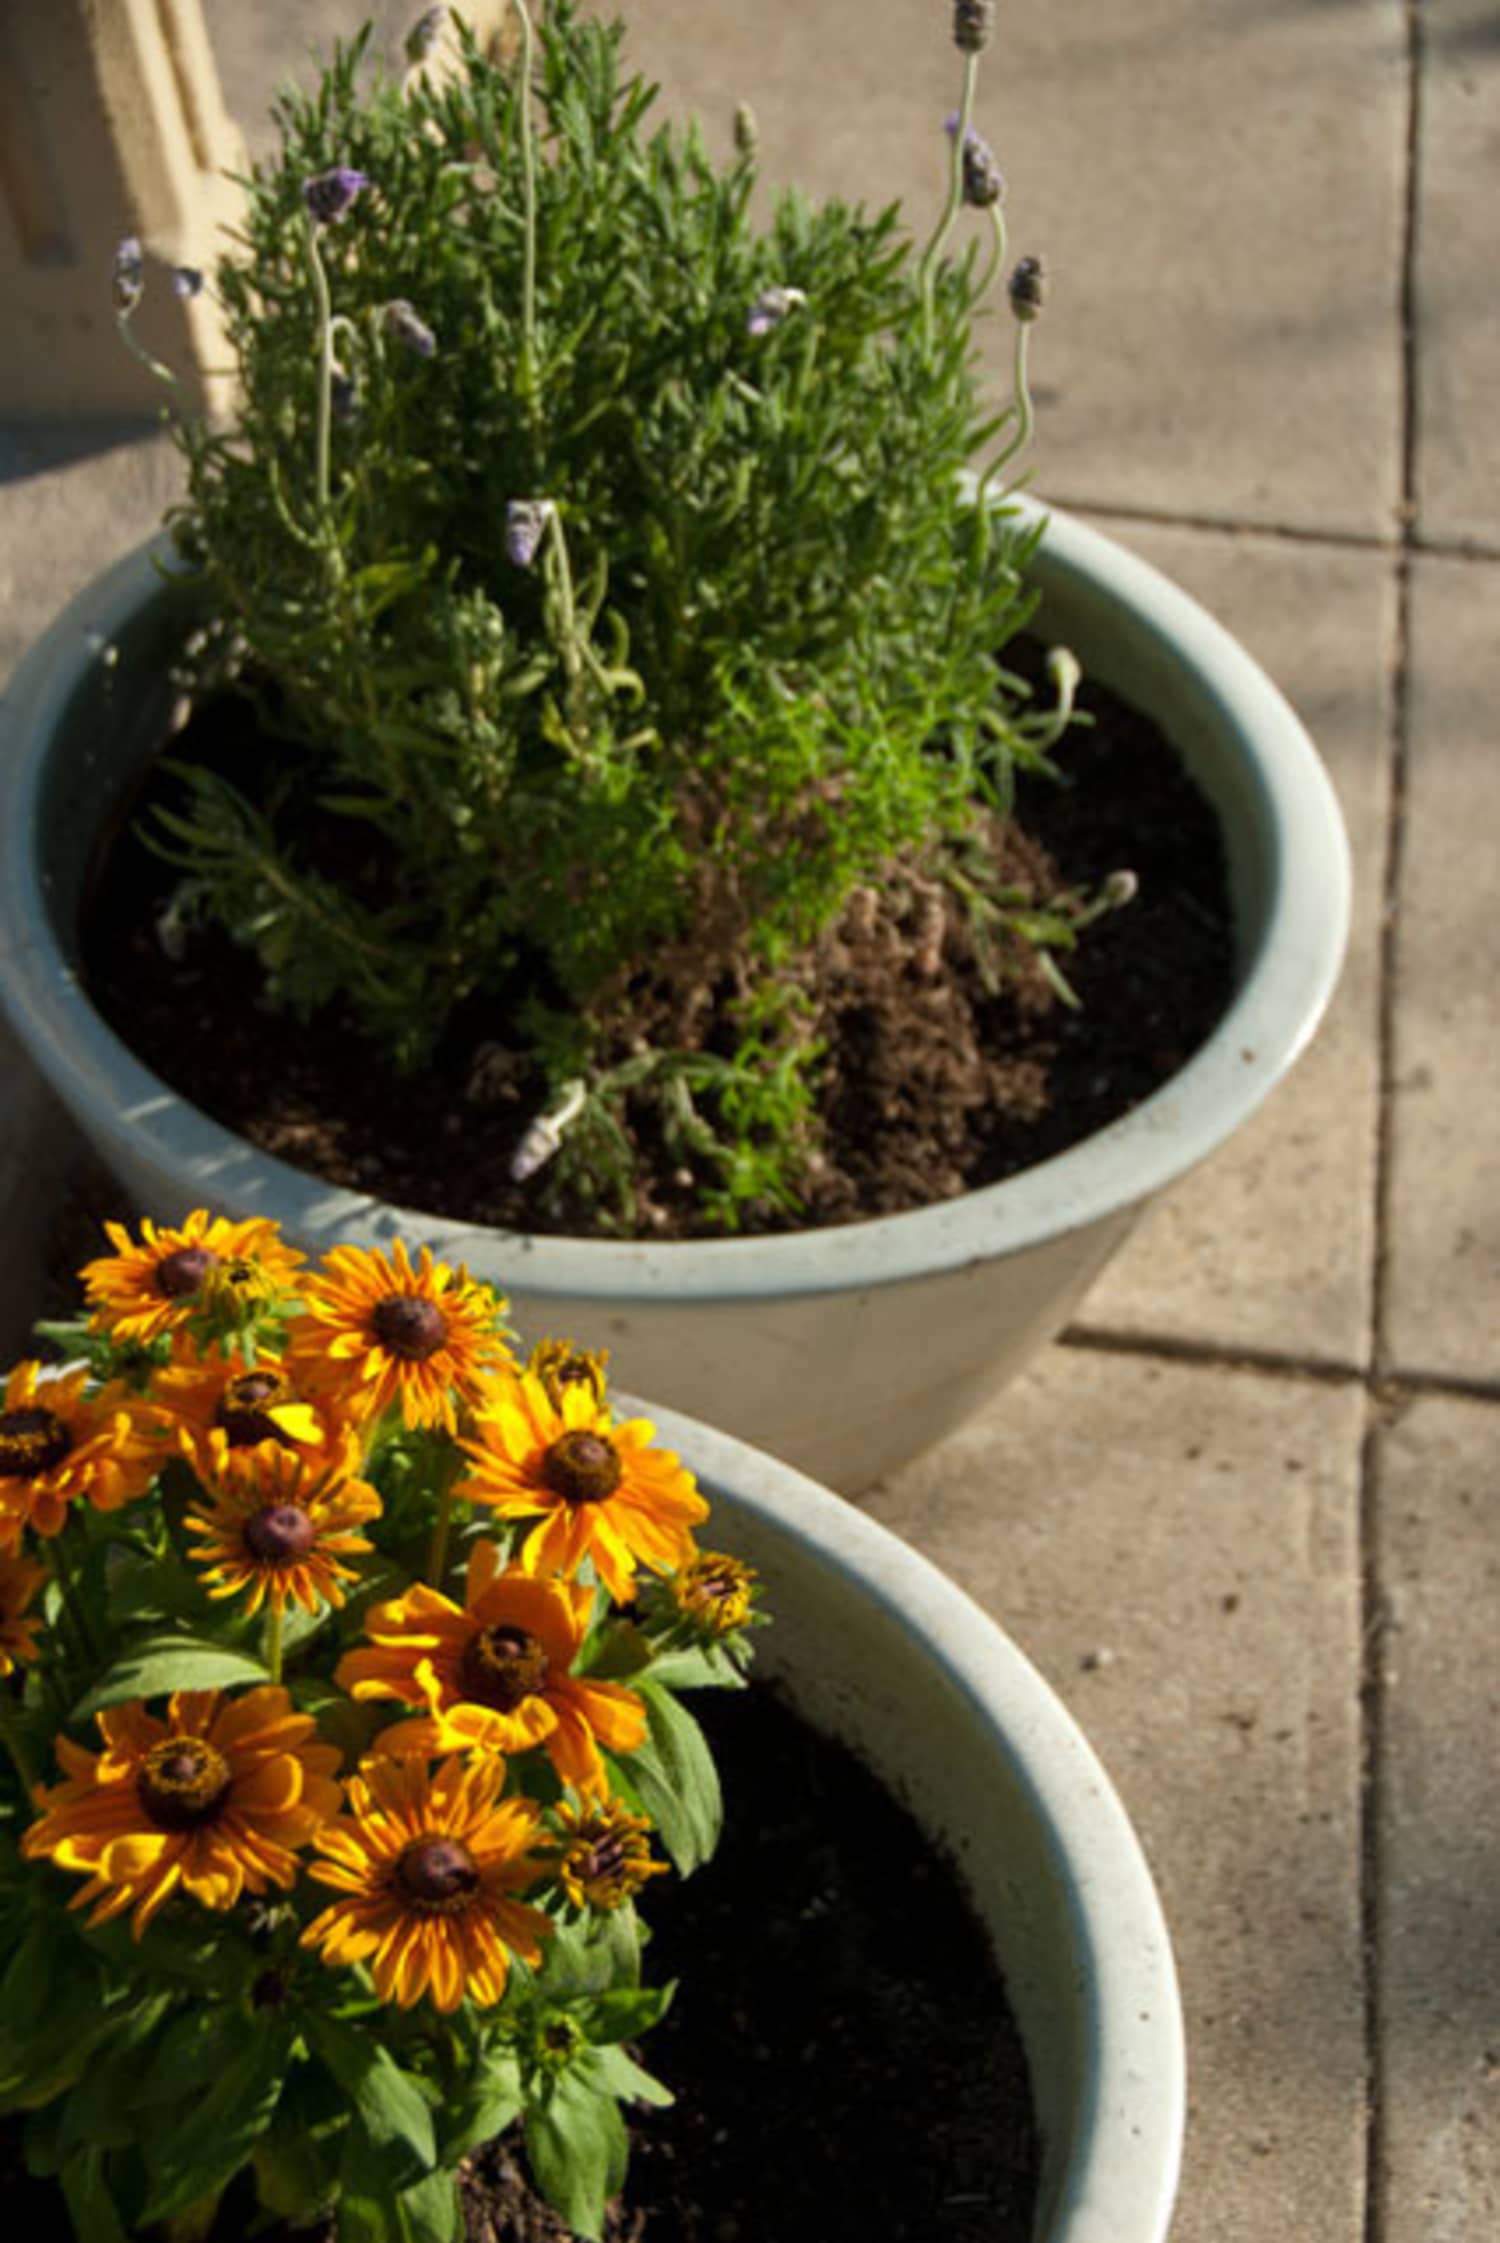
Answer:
top-left (79, 1212), bottom-right (305, 1344)
top-left (286, 1241), bottom-right (512, 1435)
top-left (0, 1361), bottom-right (159, 1540)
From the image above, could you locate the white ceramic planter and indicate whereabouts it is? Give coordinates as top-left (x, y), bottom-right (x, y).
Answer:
top-left (0, 498), bottom-right (1349, 1489)
top-left (652, 1399), bottom-right (1185, 2243)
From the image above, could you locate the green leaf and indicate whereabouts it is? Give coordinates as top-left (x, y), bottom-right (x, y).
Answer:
top-left (585, 2042), bottom-right (675, 2108)
top-left (74, 1634), bottom-right (270, 1717)
top-left (576, 1981), bottom-right (675, 2047)
top-left (523, 2073), bottom-right (627, 2242)
top-left (339, 2171), bottom-right (460, 2243)
top-left (139, 2022), bottom-right (290, 2223)
top-left (640, 1642), bottom-right (750, 1692)
top-left (129, 2003), bottom-right (243, 2110)
top-left (614, 1680), bottom-right (723, 1875)
top-left (309, 2013), bottom-right (438, 2192)
top-left (435, 2045), bottom-right (523, 2161)
top-left (60, 2148), bottom-right (131, 2243)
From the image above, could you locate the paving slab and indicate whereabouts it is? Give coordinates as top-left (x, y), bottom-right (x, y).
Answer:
top-left (1067, 517), bottom-right (1391, 1371)
top-left (1383, 553), bottom-right (1500, 1387)
top-left (1372, 1391), bottom-right (1500, 2243)
top-left (204, 0), bottom-right (1407, 538)
top-left (1414, 1), bottom-right (1500, 549)
top-left (865, 1346), bottom-right (1368, 2243)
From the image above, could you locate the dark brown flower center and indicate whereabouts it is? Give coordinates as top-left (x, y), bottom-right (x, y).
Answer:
top-left (137, 1737), bottom-right (233, 1831)
top-left (216, 1371), bottom-right (294, 1448)
top-left (579, 1832), bottom-right (629, 1882)
top-left (155, 1245), bottom-right (219, 1299)
top-left (395, 1835), bottom-right (481, 1913)
top-left (242, 1503), bottom-right (318, 1566)
top-left (458, 1623), bottom-right (550, 1712)
top-left (371, 1295), bottom-right (448, 1360)
top-left (541, 1430), bottom-right (621, 1506)
top-left (0, 1407), bottom-right (73, 1480)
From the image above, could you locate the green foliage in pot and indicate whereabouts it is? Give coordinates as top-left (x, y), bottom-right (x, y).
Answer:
top-left (118, 1), bottom-right (1099, 1231)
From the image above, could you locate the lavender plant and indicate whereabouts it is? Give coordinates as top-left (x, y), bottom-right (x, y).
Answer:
top-left (121, 1), bottom-right (1107, 1230)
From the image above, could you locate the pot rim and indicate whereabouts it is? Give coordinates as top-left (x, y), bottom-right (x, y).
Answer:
top-left (648, 1396), bottom-right (1187, 2243)
top-left (0, 495), bottom-right (1349, 1302)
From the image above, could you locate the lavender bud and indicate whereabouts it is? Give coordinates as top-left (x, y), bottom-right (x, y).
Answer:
top-left (746, 284), bottom-right (807, 338)
top-left (945, 116), bottom-right (1004, 208)
top-left (734, 102), bottom-right (759, 159)
top-left (953, 0), bottom-right (994, 54)
top-left (112, 236), bottom-right (144, 313)
top-left (405, 5), bottom-right (446, 63)
top-left (1008, 254), bottom-right (1047, 322)
top-left (302, 167), bottom-right (370, 226)
top-left (505, 498), bottom-right (555, 570)
top-left (383, 299), bottom-right (438, 358)
top-left (331, 371), bottom-right (360, 425)
top-left (171, 266), bottom-right (205, 301)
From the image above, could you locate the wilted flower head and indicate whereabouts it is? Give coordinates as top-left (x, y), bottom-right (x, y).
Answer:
top-left (405, 5), bottom-right (447, 63)
top-left (171, 266), bottom-right (205, 301)
top-left (944, 116), bottom-right (1005, 209)
top-left (746, 284), bottom-right (807, 338)
top-left (953, 0), bottom-right (995, 53)
top-left (383, 299), bottom-right (438, 358)
top-left (505, 498), bottom-right (556, 573)
top-left (331, 371), bottom-right (360, 425)
top-left (302, 167), bottom-right (370, 226)
top-left (112, 237), bottom-right (144, 313)
top-left (1009, 253), bottom-right (1047, 322)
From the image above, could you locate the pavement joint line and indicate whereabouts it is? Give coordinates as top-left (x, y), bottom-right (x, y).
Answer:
top-left (1046, 495), bottom-right (1500, 569)
top-left (1061, 1328), bottom-right (1500, 1412)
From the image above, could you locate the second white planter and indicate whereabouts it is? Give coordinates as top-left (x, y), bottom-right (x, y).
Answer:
top-left (0, 497), bottom-right (1349, 1488)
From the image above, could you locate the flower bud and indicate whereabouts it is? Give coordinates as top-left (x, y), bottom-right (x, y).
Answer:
top-left (1008, 254), bottom-right (1047, 322)
top-left (953, 0), bottom-right (994, 54)
top-left (405, 5), bottom-right (446, 64)
top-left (504, 498), bottom-right (555, 571)
top-left (112, 237), bottom-right (144, 314)
top-left (383, 299), bottom-right (438, 358)
top-left (746, 284), bottom-right (807, 338)
top-left (734, 103), bottom-right (759, 159)
top-left (171, 266), bottom-right (205, 301)
top-left (1101, 869), bottom-right (1139, 910)
top-left (302, 167), bottom-right (370, 226)
top-left (945, 116), bottom-right (1004, 208)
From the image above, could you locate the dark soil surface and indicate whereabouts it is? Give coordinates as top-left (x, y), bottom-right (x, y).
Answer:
top-left (1, 1685), bottom-right (1039, 2241)
top-left (79, 650), bottom-right (1234, 1239)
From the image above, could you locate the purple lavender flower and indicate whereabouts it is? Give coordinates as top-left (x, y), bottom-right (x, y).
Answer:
top-left (171, 266), bottom-right (205, 301)
top-left (953, 0), bottom-right (994, 54)
top-left (505, 498), bottom-right (555, 570)
top-left (944, 115), bottom-right (1005, 209)
top-left (383, 299), bottom-right (438, 358)
top-left (302, 167), bottom-right (370, 226)
top-left (112, 237), bottom-right (144, 313)
top-left (405, 6), bottom-right (447, 63)
top-left (746, 284), bottom-right (807, 338)
top-left (1008, 254), bottom-right (1047, 322)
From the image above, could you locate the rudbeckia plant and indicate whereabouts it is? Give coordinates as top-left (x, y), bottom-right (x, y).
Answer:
top-left (107, 0), bottom-right (1117, 1237)
top-left (0, 1210), bottom-right (764, 2242)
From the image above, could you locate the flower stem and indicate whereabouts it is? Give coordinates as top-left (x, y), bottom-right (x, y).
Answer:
top-left (264, 1601), bottom-right (284, 1688)
top-left (305, 210), bottom-right (336, 524)
top-left (978, 318), bottom-right (1035, 498)
top-left (43, 1533), bottom-right (99, 1667)
top-left (513, 0), bottom-right (540, 419)
top-left (425, 1444), bottom-right (466, 1587)
top-left (0, 1688), bottom-right (37, 1795)
top-left (919, 52), bottom-right (980, 349)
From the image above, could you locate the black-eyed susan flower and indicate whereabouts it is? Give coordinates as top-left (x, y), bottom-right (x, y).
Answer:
top-left (0, 1361), bottom-right (156, 1543)
top-left (549, 1796), bottom-right (668, 1913)
top-left (0, 1551), bottom-right (46, 1675)
top-left (22, 1688), bottom-right (342, 1937)
top-left (152, 1344), bottom-right (354, 1487)
top-left (287, 1240), bottom-right (512, 1434)
top-left (669, 1550), bottom-right (759, 1636)
top-left (337, 1543), bottom-right (644, 1793)
top-left (301, 1755), bottom-right (550, 2012)
top-left (79, 1212), bottom-right (305, 1346)
top-left (527, 1337), bottom-right (610, 1411)
top-left (185, 1450), bottom-right (382, 1618)
top-left (458, 1373), bottom-right (707, 1604)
